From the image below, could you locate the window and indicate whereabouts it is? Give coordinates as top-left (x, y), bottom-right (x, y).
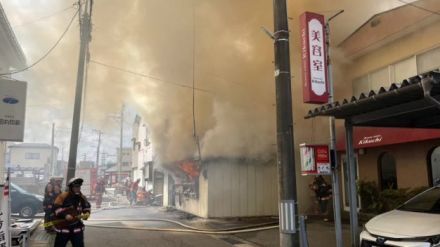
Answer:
top-left (378, 152), bottom-right (397, 190)
top-left (352, 75), bottom-right (370, 96)
top-left (398, 187), bottom-right (440, 214)
top-left (391, 56), bottom-right (417, 82)
top-left (352, 66), bottom-right (391, 96)
top-left (417, 46), bottom-right (440, 73)
top-left (132, 138), bottom-right (137, 150)
top-left (370, 66), bottom-right (390, 90)
top-left (351, 45), bottom-right (440, 96)
top-left (25, 153), bottom-right (40, 160)
top-left (429, 146), bottom-right (440, 186)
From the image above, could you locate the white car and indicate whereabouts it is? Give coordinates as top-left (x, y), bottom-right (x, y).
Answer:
top-left (360, 186), bottom-right (440, 247)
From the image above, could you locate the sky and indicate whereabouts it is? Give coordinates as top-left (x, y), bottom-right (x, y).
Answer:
top-left (0, 0), bottom-right (420, 165)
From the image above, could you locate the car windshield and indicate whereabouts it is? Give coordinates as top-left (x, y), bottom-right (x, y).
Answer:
top-left (11, 183), bottom-right (28, 194)
top-left (398, 187), bottom-right (440, 214)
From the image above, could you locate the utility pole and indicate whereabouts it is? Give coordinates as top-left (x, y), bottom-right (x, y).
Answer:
top-left (95, 130), bottom-right (101, 176)
top-left (50, 122), bottom-right (55, 176)
top-left (326, 10), bottom-right (344, 247)
top-left (60, 145), bottom-right (64, 176)
top-left (101, 152), bottom-right (107, 171)
top-left (273, 0), bottom-right (300, 246)
top-left (118, 104), bottom-right (124, 183)
top-left (66, 0), bottom-right (93, 186)
top-left (0, 142), bottom-right (6, 184)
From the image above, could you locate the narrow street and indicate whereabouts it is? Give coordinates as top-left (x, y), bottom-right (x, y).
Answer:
top-left (30, 205), bottom-right (353, 247)
top-left (83, 227), bottom-right (235, 247)
top-left (84, 207), bottom-right (265, 247)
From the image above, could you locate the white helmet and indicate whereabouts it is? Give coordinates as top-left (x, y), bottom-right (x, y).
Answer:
top-left (68, 177), bottom-right (84, 187)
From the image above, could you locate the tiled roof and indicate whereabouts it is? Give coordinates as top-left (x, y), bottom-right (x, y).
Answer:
top-left (305, 70), bottom-right (440, 128)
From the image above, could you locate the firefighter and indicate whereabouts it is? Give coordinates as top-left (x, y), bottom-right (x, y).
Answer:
top-left (53, 178), bottom-right (91, 247)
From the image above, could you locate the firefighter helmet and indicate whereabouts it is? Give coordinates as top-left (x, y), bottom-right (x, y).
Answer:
top-left (68, 177), bottom-right (84, 187)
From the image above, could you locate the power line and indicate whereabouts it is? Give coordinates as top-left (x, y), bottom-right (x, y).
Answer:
top-left (0, 8), bottom-right (80, 76)
top-left (89, 59), bottom-right (210, 93)
top-left (397, 0), bottom-right (440, 16)
top-left (12, 3), bottom-right (76, 28)
top-left (191, 1), bottom-right (201, 161)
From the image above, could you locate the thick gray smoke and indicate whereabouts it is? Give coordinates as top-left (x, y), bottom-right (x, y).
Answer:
top-left (2, 0), bottom-right (412, 164)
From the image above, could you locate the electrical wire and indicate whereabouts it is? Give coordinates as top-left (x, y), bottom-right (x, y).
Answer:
top-left (397, 0), bottom-right (440, 16)
top-left (191, 1), bottom-right (202, 162)
top-left (0, 8), bottom-right (80, 76)
top-left (89, 60), bottom-right (210, 93)
top-left (89, 59), bottom-right (274, 111)
top-left (192, 2), bottom-right (196, 139)
top-left (12, 3), bottom-right (76, 28)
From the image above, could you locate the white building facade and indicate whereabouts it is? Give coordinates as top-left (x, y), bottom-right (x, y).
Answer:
top-left (8, 143), bottom-right (58, 169)
top-left (131, 115), bottom-right (153, 189)
top-left (0, 2), bottom-right (26, 183)
top-left (0, 4), bottom-right (26, 74)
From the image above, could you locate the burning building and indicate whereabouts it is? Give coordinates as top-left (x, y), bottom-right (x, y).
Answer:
top-left (160, 157), bottom-right (278, 218)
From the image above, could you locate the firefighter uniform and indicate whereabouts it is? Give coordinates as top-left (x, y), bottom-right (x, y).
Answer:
top-left (53, 178), bottom-right (91, 247)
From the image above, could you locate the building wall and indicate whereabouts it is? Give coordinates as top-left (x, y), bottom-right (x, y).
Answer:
top-left (132, 118), bottom-right (153, 188)
top-left (206, 160), bottom-right (278, 218)
top-left (0, 2), bottom-right (26, 73)
top-left (117, 148), bottom-right (132, 167)
top-left (357, 139), bottom-right (440, 189)
top-left (332, 16), bottom-right (440, 213)
top-left (9, 147), bottom-right (58, 169)
top-left (174, 169), bottom-right (209, 218)
top-left (345, 21), bottom-right (440, 88)
top-left (163, 172), bottom-right (169, 207)
top-left (132, 168), bottom-right (143, 187)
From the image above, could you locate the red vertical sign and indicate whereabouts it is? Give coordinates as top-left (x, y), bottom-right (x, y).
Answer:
top-left (300, 12), bottom-right (328, 104)
top-left (300, 144), bottom-right (331, 175)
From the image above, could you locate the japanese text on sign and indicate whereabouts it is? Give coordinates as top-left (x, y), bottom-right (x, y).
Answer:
top-left (300, 12), bottom-right (328, 104)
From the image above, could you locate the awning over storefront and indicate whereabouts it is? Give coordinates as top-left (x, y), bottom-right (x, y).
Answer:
top-left (306, 71), bottom-right (440, 128)
top-left (305, 70), bottom-right (440, 246)
top-left (336, 127), bottom-right (440, 151)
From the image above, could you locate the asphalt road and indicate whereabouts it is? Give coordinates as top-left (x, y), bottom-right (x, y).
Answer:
top-left (83, 227), bottom-right (236, 247)
top-left (82, 207), bottom-right (254, 247)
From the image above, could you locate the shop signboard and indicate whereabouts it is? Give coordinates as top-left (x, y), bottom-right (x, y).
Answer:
top-left (0, 79), bottom-right (27, 141)
top-left (300, 12), bottom-right (328, 104)
top-left (300, 143), bottom-right (331, 175)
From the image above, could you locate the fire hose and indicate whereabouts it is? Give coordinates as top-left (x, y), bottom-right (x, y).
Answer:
top-left (83, 218), bottom-right (279, 235)
top-left (43, 213), bottom-right (90, 228)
